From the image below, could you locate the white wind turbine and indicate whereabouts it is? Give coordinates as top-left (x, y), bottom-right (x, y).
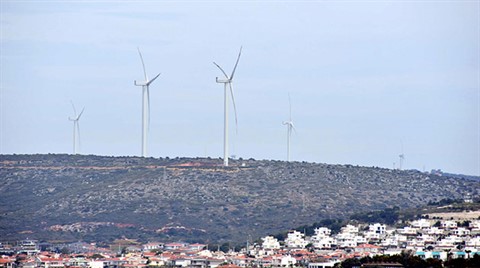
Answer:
top-left (398, 140), bottom-right (405, 170)
top-left (134, 47), bottom-right (161, 157)
top-left (283, 94), bottom-right (296, 162)
top-left (68, 101), bottom-right (85, 155)
top-left (399, 154), bottom-right (405, 170)
top-left (214, 46), bottom-right (242, 167)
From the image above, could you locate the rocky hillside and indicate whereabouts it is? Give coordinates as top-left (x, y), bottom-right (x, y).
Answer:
top-left (0, 154), bottom-right (478, 244)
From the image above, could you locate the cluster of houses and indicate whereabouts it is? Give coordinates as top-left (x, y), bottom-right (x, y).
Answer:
top-left (1, 218), bottom-right (480, 268)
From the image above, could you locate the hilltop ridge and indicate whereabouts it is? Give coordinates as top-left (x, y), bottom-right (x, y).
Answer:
top-left (1, 154), bottom-right (478, 243)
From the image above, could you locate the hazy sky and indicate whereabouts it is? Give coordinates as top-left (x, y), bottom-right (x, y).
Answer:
top-left (1, 1), bottom-right (479, 175)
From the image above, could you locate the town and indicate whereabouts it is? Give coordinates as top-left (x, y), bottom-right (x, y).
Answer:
top-left (1, 217), bottom-right (480, 268)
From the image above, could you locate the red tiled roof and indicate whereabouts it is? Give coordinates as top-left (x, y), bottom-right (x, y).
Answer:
top-left (165, 243), bottom-right (184, 247)
top-left (356, 243), bottom-right (380, 249)
top-left (218, 264), bottom-right (241, 268)
top-left (39, 257), bottom-right (64, 262)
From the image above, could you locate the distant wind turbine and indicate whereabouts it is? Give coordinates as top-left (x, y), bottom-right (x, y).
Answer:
top-left (214, 46), bottom-right (242, 167)
top-left (399, 140), bottom-right (405, 170)
top-left (399, 154), bottom-right (405, 170)
top-left (283, 94), bottom-right (295, 162)
top-left (68, 101), bottom-right (84, 155)
top-left (134, 47), bottom-right (161, 157)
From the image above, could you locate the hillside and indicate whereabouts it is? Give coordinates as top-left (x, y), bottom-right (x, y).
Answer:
top-left (0, 154), bottom-right (478, 244)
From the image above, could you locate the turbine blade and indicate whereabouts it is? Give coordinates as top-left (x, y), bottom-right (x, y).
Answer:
top-left (229, 83), bottom-right (238, 134)
top-left (213, 62), bottom-right (229, 79)
top-left (137, 47), bottom-right (148, 81)
top-left (230, 46), bottom-right (242, 80)
top-left (146, 73), bottom-right (161, 86)
top-left (70, 101), bottom-right (77, 117)
top-left (77, 107), bottom-right (85, 120)
top-left (291, 123), bottom-right (297, 134)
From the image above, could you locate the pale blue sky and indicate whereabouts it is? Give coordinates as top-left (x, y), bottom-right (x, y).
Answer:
top-left (1, 1), bottom-right (479, 175)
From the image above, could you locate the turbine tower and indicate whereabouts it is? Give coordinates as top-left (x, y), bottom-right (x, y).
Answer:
top-left (68, 101), bottom-right (84, 155)
top-left (282, 94), bottom-right (295, 161)
top-left (214, 46), bottom-right (242, 167)
top-left (134, 47), bottom-right (161, 157)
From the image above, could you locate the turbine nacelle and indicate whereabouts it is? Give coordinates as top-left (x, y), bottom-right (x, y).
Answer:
top-left (216, 77), bottom-right (231, 83)
top-left (134, 80), bottom-right (147, 86)
top-left (283, 121), bottom-right (296, 132)
top-left (69, 104), bottom-right (84, 122)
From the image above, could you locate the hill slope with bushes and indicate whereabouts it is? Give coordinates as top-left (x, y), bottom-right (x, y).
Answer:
top-left (1, 154), bottom-right (478, 243)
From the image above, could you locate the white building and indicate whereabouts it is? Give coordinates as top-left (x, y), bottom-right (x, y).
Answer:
top-left (399, 226), bottom-right (418, 235)
top-left (437, 235), bottom-right (462, 247)
top-left (411, 219), bottom-right (432, 229)
top-left (466, 237), bottom-right (480, 248)
top-left (417, 234), bottom-right (436, 244)
top-left (340, 225), bottom-right (359, 234)
top-left (311, 228), bottom-right (336, 249)
top-left (470, 220), bottom-right (480, 229)
top-left (369, 223), bottom-right (387, 235)
top-left (335, 232), bottom-right (357, 248)
top-left (426, 227), bottom-right (444, 235)
top-left (262, 236), bottom-right (281, 250)
top-left (313, 236), bottom-right (337, 249)
top-left (143, 242), bottom-right (162, 251)
top-left (442, 220), bottom-right (457, 229)
top-left (314, 227), bottom-right (331, 237)
top-left (284, 231), bottom-right (307, 248)
top-left (454, 227), bottom-right (471, 236)
top-left (271, 254), bottom-right (296, 267)
top-left (308, 261), bottom-right (337, 268)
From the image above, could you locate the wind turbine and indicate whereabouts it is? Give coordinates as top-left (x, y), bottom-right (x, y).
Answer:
top-left (68, 101), bottom-right (84, 155)
top-left (134, 47), bottom-right (161, 157)
top-left (398, 141), bottom-right (405, 170)
top-left (283, 94), bottom-right (295, 162)
top-left (214, 46), bottom-right (242, 167)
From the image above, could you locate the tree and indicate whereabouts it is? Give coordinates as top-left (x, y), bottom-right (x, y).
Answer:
top-left (219, 243), bottom-right (230, 253)
top-left (445, 258), bottom-right (466, 268)
top-left (425, 258), bottom-right (442, 268)
top-left (91, 253), bottom-right (104, 259)
top-left (335, 257), bottom-right (361, 268)
top-left (60, 247), bottom-right (70, 254)
top-left (468, 254), bottom-right (480, 267)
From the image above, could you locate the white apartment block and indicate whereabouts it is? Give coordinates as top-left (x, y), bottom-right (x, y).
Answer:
top-left (410, 219), bottom-right (432, 229)
top-left (399, 226), bottom-right (418, 235)
top-left (369, 223), bottom-right (386, 235)
top-left (442, 220), bottom-right (457, 229)
top-left (341, 225), bottom-right (359, 234)
top-left (426, 227), bottom-right (444, 235)
top-left (262, 236), bottom-right (281, 250)
top-left (284, 231), bottom-right (307, 248)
